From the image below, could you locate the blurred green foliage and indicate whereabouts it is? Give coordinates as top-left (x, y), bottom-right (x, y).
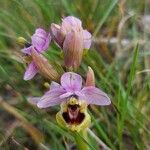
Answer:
top-left (0, 0), bottom-right (150, 150)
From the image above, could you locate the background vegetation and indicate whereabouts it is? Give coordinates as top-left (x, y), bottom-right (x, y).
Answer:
top-left (0, 0), bottom-right (150, 149)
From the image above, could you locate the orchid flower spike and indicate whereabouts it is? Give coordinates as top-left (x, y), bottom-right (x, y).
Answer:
top-left (21, 28), bottom-right (51, 80)
top-left (51, 16), bottom-right (92, 69)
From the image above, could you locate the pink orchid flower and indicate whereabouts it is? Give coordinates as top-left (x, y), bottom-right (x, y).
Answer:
top-left (22, 28), bottom-right (51, 80)
top-left (37, 72), bottom-right (111, 108)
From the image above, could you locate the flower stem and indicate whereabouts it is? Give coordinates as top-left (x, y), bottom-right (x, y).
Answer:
top-left (73, 129), bottom-right (89, 150)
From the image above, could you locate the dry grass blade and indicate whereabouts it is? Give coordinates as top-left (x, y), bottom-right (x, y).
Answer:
top-left (136, 69), bottom-right (150, 74)
top-left (117, 13), bottom-right (135, 54)
top-left (87, 129), bottom-right (111, 150)
top-left (0, 121), bottom-right (19, 147)
top-left (0, 97), bottom-right (44, 144)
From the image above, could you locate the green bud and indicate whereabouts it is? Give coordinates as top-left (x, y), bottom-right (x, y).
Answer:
top-left (16, 37), bottom-right (28, 47)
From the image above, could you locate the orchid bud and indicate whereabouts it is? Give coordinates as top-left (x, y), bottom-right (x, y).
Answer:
top-left (31, 48), bottom-right (60, 81)
top-left (63, 30), bottom-right (84, 69)
top-left (16, 37), bottom-right (28, 47)
top-left (85, 66), bottom-right (95, 86)
top-left (56, 97), bottom-right (91, 132)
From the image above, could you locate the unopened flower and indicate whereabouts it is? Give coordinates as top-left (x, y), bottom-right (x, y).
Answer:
top-left (16, 37), bottom-right (29, 47)
top-left (21, 28), bottom-right (51, 80)
top-left (51, 16), bottom-right (92, 69)
top-left (34, 72), bottom-right (110, 131)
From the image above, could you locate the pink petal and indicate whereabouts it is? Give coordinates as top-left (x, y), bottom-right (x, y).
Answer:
top-left (63, 30), bottom-right (84, 68)
top-left (37, 88), bottom-right (66, 108)
top-left (31, 28), bottom-right (51, 52)
top-left (59, 92), bottom-right (73, 99)
top-left (85, 66), bottom-right (95, 86)
top-left (63, 16), bottom-right (82, 27)
top-left (83, 30), bottom-right (92, 49)
top-left (61, 72), bottom-right (82, 92)
top-left (42, 33), bottom-right (51, 51)
top-left (23, 61), bottom-right (38, 80)
top-left (32, 36), bottom-right (45, 51)
top-left (61, 16), bottom-right (82, 34)
top-left (35, 28), bottom-right (47, 36)
top-left (80, 86), bottom-right (111, 105)
top-left (22, 46), bottom-right (32, 55)
top-left (50, 81), bottom-right (61, 90)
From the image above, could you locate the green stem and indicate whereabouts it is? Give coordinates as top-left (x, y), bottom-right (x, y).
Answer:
top-left (73, 129), bottom-right (89, 150)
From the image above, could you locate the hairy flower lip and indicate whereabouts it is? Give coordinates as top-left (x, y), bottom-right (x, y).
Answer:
top-left (62, 101), bottom-right (85, 125)
top-left (61, 97), bottom-right (85, 125)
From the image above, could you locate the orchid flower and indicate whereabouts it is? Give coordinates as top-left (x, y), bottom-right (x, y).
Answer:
top-left (22, 28), bottom-right (51, 80)
top-left (51, 16), bottom-right (92, 69)
top-left (35, 71), bottom-right (110, 132)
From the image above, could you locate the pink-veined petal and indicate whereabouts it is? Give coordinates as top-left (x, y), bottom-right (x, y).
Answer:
top-left (61, 72), bottom-right (82, 92)
top-left (22, 46), bottom-right (32, 55)
top-left (31, 28), bottom-right (51, 52)
top-left (80, 86), bottom-right (111, 105)
top-left (32, 29), bottom-right (46, 50)
top-left (63, 30), bottom-right (84, 69)
top-left (83, 30), bottom-right (92, 49)
top-left (42, 33), bottom-right (51, 51)
top-left (63, 16), bottom-right (82, 27)
top-left (61, 16), bottom-right (82, 34)
top-left (37, 88), bottom-right (66, 108)
top-left (59, 92), bottom-right (73, 99)
top-left (85, 66), bottom-right (95, 86)
top-left (35, 28), bottom-right (47, 36)
top-left (50, 81), bottom-right (61, 90)
top-left (23, 61), bottom-right (38, 80)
